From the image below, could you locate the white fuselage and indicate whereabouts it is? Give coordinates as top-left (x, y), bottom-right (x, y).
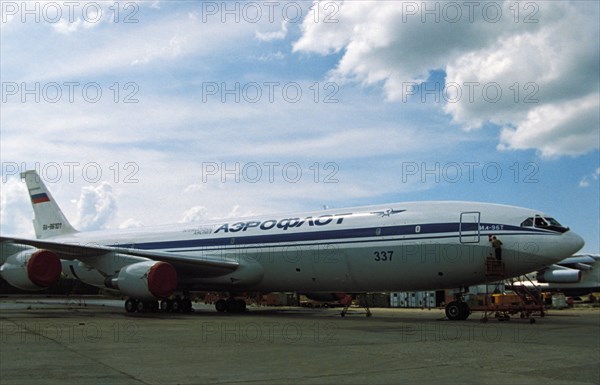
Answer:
top-left (57, 201), bottom-right (584, 293)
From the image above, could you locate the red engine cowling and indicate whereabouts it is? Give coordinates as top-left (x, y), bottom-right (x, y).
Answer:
top-left (0, 249), bottom-right (61, 290)
top-left (114, 261), bottom-right (177, 300)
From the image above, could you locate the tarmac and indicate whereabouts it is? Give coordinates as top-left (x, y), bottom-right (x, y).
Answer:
top-left (0, 296), bottom-right (598, 385)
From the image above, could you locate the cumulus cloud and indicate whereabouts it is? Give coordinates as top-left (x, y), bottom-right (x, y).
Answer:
top-left (119, 218), bottom-right (144, 229)
top-left (184, 183), bottom-right (206, 193)
top-left (52, 19), bottom-right (84, 35)
top-left (293, 0), bottom-right (600, 158)
top-left (75, 182), bottom-right (117, 231)
top-left (2, 3), bottom-right (258, 83)
top-left (180, 206), bottom-right (208, 223)
top-left (254, 51), bottom-right (286, 62)
top-left (0, 178), bottom-right (33, 236)
top-left (579, 167), bottom-right (600, 188)
top-left (255, 21), bottom-right (288, 41)
top-left (180, 204), bottom-right (261, 223)
top-left (225, 204), bottom-right (259, 219)
top-left (47, 2), bottom-right (117, 35)
top-left (498, 94), bottom-right (600, 158)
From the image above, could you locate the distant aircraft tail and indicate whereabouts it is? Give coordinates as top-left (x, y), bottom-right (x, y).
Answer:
top-left (21, 170), bottom-right (77, 239)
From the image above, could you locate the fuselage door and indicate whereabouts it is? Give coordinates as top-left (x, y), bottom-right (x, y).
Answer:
top-left (459, 211), bottom-right (481, 243)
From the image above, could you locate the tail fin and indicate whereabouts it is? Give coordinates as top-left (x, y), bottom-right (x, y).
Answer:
top-left (21, 170), bottom-right (77, 239)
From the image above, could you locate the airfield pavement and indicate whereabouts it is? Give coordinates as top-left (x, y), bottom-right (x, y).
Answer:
top-left (0, 296), bottom-right (598, 385)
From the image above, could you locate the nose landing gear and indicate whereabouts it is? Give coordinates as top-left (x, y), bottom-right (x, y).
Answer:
top-left (445, 300), bottom-right (471, 320)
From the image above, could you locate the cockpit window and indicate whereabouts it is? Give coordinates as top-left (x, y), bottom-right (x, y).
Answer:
top-left (521, 215), bottom-right (568, 233)
top-left (534, 217), bottom-right (548, 227)
top-left (544, 217), bottom-right (563, 227)
top-left (520, 217), bottom-right (534, 227)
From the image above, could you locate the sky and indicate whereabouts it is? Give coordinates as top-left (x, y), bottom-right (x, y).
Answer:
top-left (0, 0), bottom-right (598, 253)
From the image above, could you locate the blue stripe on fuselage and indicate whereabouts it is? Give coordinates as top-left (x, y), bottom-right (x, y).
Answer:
top-left (113, 222), bottom-right (554, 251)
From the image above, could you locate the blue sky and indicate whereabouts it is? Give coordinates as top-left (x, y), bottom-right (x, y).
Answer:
top-left (1, 1), bottom-right (598, 253)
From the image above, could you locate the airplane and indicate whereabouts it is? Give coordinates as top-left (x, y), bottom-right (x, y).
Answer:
top-left (0, 170), bottom-right (585, 320)
top-left (513, 254), bottom-right (600, 297)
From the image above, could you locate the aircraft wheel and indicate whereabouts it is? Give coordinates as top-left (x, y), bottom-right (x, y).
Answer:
top-left (215, 299), bottom-right (227, 312)
top-left (459, 302), bottom-right (470, 320)
top-left (235, 299), bottom-right (247, 313)
top-left (125, 299), bottom-right (137, 313)
top-left (171, 298), bottom-right (182, 313)
top-left (160, 299), bottom-right (172, 312)
top-left (182, 298), bottom-right (193, 313)
top-left (445, 301), bottom-right (463, 321)
top-left (136, 300), bottom-right (147, 313)
top-left (226, 299), bottom-right (238, 313)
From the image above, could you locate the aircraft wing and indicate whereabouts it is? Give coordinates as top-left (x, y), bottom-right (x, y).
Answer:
top-left (535, 254), bottom-right (599, 284)
top-left (555, 254), bottom-right (599, 269)
top-left (0, 236), bottom-right (239, 277)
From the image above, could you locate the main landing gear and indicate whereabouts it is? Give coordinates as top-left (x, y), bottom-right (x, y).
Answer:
top-left (445, 300), bottom-right (471, 321)
top-left (125, 295), bottom-right (193, 314)
top-left (215, 298), bottom-right (247, 313)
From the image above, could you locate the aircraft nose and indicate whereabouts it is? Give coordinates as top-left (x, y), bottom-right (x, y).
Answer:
top-left (565, 231), bottom-right (585, 255)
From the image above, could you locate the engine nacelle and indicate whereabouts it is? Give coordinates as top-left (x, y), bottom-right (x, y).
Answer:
top-left (538, 269), bottom-right (582, 283)
top-left (110, 261), bottom-right (177, 301)
top-left (0, 249), bottom-right (61, 291)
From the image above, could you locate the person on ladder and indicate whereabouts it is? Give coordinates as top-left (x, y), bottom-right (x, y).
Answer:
top-left (490, 235), bottom-right (503, 261)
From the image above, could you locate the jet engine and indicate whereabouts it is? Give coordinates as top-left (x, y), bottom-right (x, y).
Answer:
top-left (0, 249), bottom-right (61, 290)
top-left (538, 268), bottom-right (582, 283)
top-left (108, 261), bottom-right (177, 300)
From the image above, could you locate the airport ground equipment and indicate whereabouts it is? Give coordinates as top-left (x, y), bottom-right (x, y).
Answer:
top-left (449, 258), bottom-right (546, 322)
